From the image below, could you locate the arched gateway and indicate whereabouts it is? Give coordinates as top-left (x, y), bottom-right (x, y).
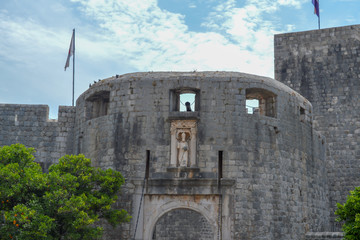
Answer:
top-left (142, 195), bottom-right (219, 240)
top-left (152, 208), bottom-right (213, 240)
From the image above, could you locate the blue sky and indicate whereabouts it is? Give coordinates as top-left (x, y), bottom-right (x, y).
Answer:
top-left (0, 0), bottom-right (359, 118)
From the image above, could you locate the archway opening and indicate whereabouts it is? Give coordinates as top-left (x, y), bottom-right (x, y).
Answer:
top-left (151, 208), bottom-right (213, 240)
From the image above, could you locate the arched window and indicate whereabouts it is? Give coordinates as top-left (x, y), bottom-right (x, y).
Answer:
top-left (246, 88), bottom-right (277, 117)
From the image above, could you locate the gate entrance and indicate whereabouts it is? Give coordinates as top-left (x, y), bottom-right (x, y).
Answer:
top-left (152, 208), bottom-right (213, 240)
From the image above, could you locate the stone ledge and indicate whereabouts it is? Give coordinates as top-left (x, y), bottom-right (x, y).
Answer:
top-left (305, 232), bottom-right (343, 240)
top-left (168, 111), bottom-right (200, 120)
top-left (139, 178), bottom-right (235, 195)
top-left (166, 166), bottom-right (200, 172)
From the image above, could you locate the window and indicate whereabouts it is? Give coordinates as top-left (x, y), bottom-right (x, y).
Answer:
top-left (246, 99), bottom-right (259, 114)
top-left (218, 151), bottom-right (223, 180)
top-left (86, 91), bottom-right (110, 119)
top-left (145, 150), bottom-right (150, 179)
top-left (179, 93), bottom-right (196, 112)
top-left (246, 88), bottom-right (277, 117)
top-left (170, 88), bottom-right (200, 112)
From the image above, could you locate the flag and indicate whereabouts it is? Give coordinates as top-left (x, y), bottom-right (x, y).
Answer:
top-left (64, 29), bottom-right (75, 71)
top-left (312, 0), bottom-right (319, 17)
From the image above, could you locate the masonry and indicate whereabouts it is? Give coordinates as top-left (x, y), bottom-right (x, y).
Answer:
top-left (0, 104), bottom-right (75, 170)
top-left (275, 24), bottom-right (360, 232)
top-left (1, 24), bottom-right (359, 240)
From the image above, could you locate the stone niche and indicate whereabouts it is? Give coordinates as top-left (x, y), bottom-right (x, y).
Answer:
top-left (170, 120), bottom-right (197, 167)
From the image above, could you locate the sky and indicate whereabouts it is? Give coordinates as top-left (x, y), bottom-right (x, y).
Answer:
top-left (0, 0), bottom-right (359, 118)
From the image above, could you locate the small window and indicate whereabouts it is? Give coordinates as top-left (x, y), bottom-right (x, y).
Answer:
top-left (179, 93), bottom-right (195, 112)
top-left (86, 91), bottom-right (110, 119)
top-left (246, 88), bottom-right (277, 117)
top-left (300, 107), bottom-right (306, 122)
top-left (246, 99), bottom-right (259, 114)
top-left (170, 89), bottom-right (200, 112)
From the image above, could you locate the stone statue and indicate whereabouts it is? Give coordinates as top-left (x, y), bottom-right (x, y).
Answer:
top-left (185, 101), bottom-right (192, 111)
top-left (177, 132), bottom-right (189, 167)
top-left (170, 120), bottom-right (197, 167)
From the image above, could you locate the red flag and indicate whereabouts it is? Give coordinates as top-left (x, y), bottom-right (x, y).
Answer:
top-left (64, 30), bottom-right (75, 71)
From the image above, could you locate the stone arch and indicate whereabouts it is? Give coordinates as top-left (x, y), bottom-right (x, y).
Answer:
top-left (143, 195), bottom-right (219, 240)
top-left (152, 208), bottom-right (214, 240)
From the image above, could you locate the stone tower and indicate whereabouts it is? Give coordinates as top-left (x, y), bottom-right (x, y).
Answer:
top-left (275, 24), bottom-right (360, 231)
top-left (0, 72), bottom-right (328, 239)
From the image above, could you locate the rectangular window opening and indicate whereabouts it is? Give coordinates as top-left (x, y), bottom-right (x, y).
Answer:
top-left (170, 89), bottom-right (200, 112)
top-left (300, 107), bottom-right (306, 122)
top-left (300, 107), bottom-right (305, 115)
top-left (246, 88), bottom-right (277, 117)
top-left (218, 151), bottom-right (223, 180)
top-left (145, 150), bottom-right (150, 179)
top-left (179, 93), bottom-right (196, 112)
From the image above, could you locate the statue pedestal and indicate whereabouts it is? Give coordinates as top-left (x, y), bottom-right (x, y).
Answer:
top-left (166, 167), bottom-right (200, 178)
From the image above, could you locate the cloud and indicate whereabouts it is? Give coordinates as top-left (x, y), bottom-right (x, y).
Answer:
top-left (0, 12), bottom-right (64, 65)
top-left (68, 0), bottom-right (300, 77)
top-left (0, 0), bottom-right (310, 86)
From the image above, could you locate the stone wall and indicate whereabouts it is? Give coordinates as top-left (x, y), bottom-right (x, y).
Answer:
top-left (0, 69), bottom-right (331, 239)
top-left (74, 72), bottom-right (327, 239)
top-left (0, 104), bottom-right (75, 169)
top-left (305, 232), bottom-right (343, 240)
top-left (274, 24), bottom-right (360, 230)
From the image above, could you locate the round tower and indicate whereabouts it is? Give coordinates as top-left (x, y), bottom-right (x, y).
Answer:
top-left (74, 72), bottom-right (328, 240)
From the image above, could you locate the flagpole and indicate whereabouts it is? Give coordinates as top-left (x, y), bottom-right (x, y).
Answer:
top-left (318, 0), bottom-right (320, 29)
top-left (72, 28), bottom-right (75, 107)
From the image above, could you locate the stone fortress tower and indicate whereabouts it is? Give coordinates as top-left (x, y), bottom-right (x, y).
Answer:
top-left (275, 24), bottom-right (360, 233)
top-left (0, 24), bottom-right (359, 239)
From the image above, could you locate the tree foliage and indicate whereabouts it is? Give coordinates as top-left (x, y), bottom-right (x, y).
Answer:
top-left (335, 186), bottom-right (360, 240)
top-left (0, 144), bottom-right (130, 240)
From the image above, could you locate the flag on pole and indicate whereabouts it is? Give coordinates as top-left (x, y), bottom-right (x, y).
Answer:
top-left (64, 30), bottom-right (75, 71)
top-left (312, 0), bottom-right (319, 17)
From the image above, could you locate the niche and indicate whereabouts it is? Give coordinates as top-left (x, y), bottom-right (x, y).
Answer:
top-left (170, 120), bottom-right (197, 167)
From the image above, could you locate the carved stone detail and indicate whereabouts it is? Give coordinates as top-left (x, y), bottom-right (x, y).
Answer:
top-left (170, 120), bottom-right (197, 167)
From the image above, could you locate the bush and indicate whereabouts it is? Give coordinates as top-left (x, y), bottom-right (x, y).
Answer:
top-left (0, 144), bottom-right (130, 240)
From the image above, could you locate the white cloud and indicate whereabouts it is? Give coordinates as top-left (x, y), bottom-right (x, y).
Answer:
top-left (68, 0), bottom-right (301, 77)
top-left (0, 0), bottom-right (309, 82)
top-left (0, 19), bottom-right (59, 53)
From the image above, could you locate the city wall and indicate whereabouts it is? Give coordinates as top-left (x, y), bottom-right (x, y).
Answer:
top-left (0, 104), bottom-right (75, 169)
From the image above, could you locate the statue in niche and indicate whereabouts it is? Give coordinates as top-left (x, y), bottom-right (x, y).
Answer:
top-left (170, 120), bottom-right (197, 167)
top-left (177, 132), bottom-right (189, 167)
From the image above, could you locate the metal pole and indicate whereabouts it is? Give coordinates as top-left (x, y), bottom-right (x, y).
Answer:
top-left (72, 28), bottom-right (75, 107)
top-left (318, 0), bottom-right (320, 29)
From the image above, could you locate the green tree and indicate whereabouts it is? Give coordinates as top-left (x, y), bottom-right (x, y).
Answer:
top-left (0, 144), bottom-right (130, 240)
top-left (335, 186), bottom-right (360, 239)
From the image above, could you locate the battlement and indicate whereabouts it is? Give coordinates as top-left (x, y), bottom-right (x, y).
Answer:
top-left (0, 104), bottom-right (76, 167)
